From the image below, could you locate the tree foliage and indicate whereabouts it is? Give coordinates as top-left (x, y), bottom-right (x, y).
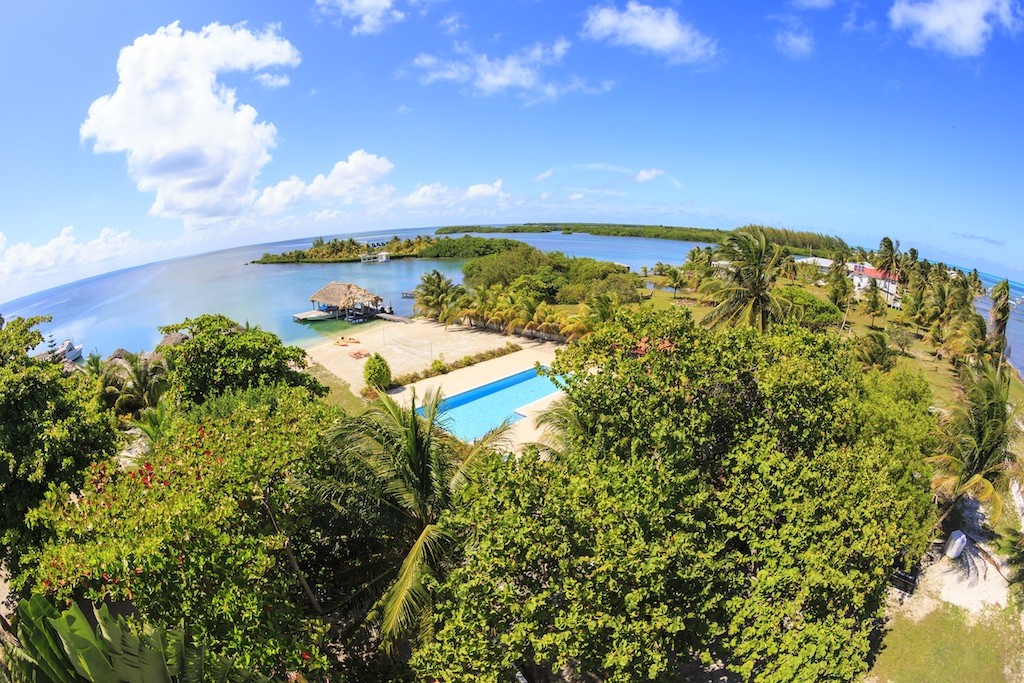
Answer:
top-left (157, 315), bottom-right (325, 405)
top-left (413, 307), bottom-right (935, 682)
top-left (0, 316), bottom-right (117, 576)
top-left (700, 228), bottom-right (790, 332)
top-left (1, 595), bottom-right (272, 683)
top-left (23, 387), bottom-right (337, 677)
top-left (363, 353), bottom-right (392, 389)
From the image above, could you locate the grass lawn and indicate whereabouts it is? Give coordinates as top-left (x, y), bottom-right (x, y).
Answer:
top-left (868, 603), bottom-right (1023, 682)
top-left (305, 362), bottom-right (366, 415)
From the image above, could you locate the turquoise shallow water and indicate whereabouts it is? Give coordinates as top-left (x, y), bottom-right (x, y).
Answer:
top-left (424, 367), bottom-right (562, 442)
top-left (0, 227), bottom-right (1020, 371)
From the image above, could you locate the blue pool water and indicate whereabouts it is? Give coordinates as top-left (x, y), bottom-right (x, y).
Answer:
top-left (427, 367), bottom-right (561, 442)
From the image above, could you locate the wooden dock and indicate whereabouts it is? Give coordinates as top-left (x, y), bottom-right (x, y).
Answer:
top-left (293, 309), bottom-right (342, 322)
top-left (376, 313), bottom-right (413, 324)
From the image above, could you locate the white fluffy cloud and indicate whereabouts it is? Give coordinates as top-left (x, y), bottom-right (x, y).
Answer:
top-left (403, 179), bottom-right (507, 207)
top-left (307, 150), bottom-right (396, 200)
top-left (635, 168), bottom-right (664, 182)
top-left (0, 227), bottom-right (139, 299)
top-left (889, 0), bottom-right (1022, 56)
top-left (582, 2), bottom-right (718, 63)
top-left (413, 39), bottom-right (607, 103)
top-left (253, 150), bottom-right (396, 215)
top-left (255, 72), bottom-right (290, 88)
top-left (569, 192), bottom-right (585, 201)
top-left (315, 0), bottom-right (406, 34)
top-left (534, 168), bottom-right (554, 181)
top-left (776, 22), bottom-right (816, 57)
top-left (80, 22), bottom-right (300, 224)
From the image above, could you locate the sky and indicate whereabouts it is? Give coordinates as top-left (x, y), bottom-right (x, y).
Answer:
top-left (1, 0), bottom-right (1023, 301)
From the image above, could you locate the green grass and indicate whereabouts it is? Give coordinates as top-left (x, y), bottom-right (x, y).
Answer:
top-left (869, 603), bottom-right (1023, 682)
top-left (305, 363), bottom-right (366, 415)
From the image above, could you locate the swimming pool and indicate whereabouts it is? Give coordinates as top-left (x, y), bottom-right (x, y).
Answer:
top-left (425, 367), bottom-right (561, 442)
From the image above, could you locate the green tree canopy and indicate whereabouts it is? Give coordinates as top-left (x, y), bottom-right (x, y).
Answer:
top-left (24, 387), bottom-right (338, 677)
top-left (0, 315), bottom-right (117, 576)
top-left (413, 307), bottom-right (935, 682)
top-left (157, 315), bottom-right (325, 405)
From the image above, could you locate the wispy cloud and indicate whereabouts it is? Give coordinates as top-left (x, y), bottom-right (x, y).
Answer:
top-left (582, 1), bottom-right (718, 63)
top-left (889, 0), bottom-right (1022, 57)
top-left (792, 0), bottom-right (834, 8)
top-left (635, 168), bottom-right (664, 182)
top-left (413, 39), bottom-right (610, 103)
top-left (534, 168), bottom-right (554, 181)
top-left (439, 13), bottom-right (466, 34)
top-left (774, 17), bottom-right (816, 58)
top-left (958, 232), bottom-right (1007, 246)
top-left (254, 73), bottom-right (290, 88)
top-left (315, 0), bottom-right (405, 35)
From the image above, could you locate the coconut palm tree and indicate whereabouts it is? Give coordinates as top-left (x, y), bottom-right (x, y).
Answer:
top-left (988, 279), bottom-right (1011, 364)
top-left (101, 352), bottom-right (169, 417)
top-left (664, 267), bottom-right (687, 299)
top-left (928, 363), bottom-right (1021, 525)
top-left (874, 237), bottom-right (900, 304)
top-left (414, 270), bottom-right (458, 319)
top-left (699, 228), bottom-right (788, 332)
top-left (316, 391), bottom-right (508, 652)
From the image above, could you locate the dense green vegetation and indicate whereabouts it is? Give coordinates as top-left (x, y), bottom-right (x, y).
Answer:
top-left (24, 387), bottom-right (338, 676)
top-left (2, 227), bottom-right (1021, 682)
top-left (253, 234), bottom-right (433, 263)
top-left (253, 234), bottom-right (523, 264)
top-left (436, 222), bottom-right (848, 255)
top-left (0, 316), bottom-right (118, 577)
top-left (413, 308), bottom-right (936, 681)
top-left (158, 314), bottom-right (326, 405)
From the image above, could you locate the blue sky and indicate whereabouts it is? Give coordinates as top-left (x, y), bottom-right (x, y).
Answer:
top-left (1, 0), bottom-right (1023, 300)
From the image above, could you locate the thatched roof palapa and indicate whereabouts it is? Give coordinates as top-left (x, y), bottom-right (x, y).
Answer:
top-left (310, 281), bottom-right (383, 308)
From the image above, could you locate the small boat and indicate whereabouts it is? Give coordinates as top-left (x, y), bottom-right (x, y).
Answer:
top-left (56, 338), bottom-right (84, 361)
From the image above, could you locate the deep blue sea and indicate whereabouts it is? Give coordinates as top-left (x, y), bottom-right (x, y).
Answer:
top-left (1, 227), bottom-right (1021, 371)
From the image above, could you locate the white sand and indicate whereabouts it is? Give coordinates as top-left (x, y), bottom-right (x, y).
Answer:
top-left (305, 319), bottom-right (559, 395)
top-left (305, 319), bottom-right (564, 449)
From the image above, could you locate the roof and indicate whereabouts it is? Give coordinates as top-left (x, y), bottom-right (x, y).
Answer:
top-left (797, 257), bottom-right (834, 268)
top-left (848, 263), bottom-right (896, 282)
top-left (309, 282), bottom-right (382, 308)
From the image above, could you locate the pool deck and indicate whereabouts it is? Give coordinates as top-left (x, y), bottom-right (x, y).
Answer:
top-left (389, 343), bottom-right (564, 450)
top-left (305, 318), bottom-right (558, 395)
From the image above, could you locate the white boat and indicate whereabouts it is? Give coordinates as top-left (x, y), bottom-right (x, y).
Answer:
top-left (56, 338), bottom-right (83, 361)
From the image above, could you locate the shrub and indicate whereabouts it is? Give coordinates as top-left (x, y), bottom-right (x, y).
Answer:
top-left (364, 353), bottom-right (392, 389)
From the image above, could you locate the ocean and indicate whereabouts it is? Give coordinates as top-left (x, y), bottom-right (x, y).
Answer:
top-left (1, 228), bottom-right (1021, 372)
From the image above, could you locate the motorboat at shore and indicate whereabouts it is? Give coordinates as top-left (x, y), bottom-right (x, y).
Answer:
top-left (55, 338), bottom-right (84, 361)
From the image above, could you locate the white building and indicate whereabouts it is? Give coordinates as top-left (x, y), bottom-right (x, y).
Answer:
top-left (796, 256), bottom-right (834, 274)
top-left (848, 262), bottom-right (900, 307)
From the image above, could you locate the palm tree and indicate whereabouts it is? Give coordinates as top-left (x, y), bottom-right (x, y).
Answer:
top-left (2, 595), bottom-right (271, 683)
top-left (664, 267), bottom-right (687, 299)
top-left (874, 237), bottom-right (900, 304)
top-left (414, 270), bottom-right (458, 319)
top-left (988, 279), bottom-right (1011, 364)
top-left (101, 352), bottom-right (169, 417)
top-left (928, 363), bottom-right (1021, 525)
top-left (317, 391), bottom-right (507, 652)
top-left (699, 228), bottom-right (787, 332)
